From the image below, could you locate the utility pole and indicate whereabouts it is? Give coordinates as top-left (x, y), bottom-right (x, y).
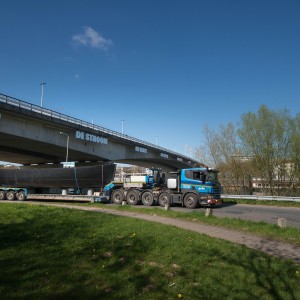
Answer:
top-left (40, 82), bottom-right (46, 107)
top-left (121, 120), bottom-right (125, 134)
top-left (60, 132), bottom-right (69, 163)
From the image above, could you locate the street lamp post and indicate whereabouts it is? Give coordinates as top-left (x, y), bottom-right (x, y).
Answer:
top-left (121, 120), bottom-right (125, 134)
top-left (40, 82), bottom-right (47, 107)
top-left (60, 132), bottom-right (69, 162)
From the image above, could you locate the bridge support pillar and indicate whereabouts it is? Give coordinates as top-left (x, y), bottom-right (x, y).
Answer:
top-left (62, 189), bottom-right (68, 196)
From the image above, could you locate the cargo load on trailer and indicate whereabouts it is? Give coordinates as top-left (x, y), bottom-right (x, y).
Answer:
top-left (0, 163), bottom-right (116, 201)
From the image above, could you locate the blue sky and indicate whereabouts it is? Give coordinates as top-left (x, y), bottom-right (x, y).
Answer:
top-left (1, 0), bottom-right (300, 156)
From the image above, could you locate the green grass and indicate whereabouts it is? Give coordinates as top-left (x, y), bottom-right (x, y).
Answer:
top-left (0, 203), bottom-right (300, 299)
top-left (83, 203), bottom-right (300, 246)
top-left (223, 198), bottom-right (300, 208)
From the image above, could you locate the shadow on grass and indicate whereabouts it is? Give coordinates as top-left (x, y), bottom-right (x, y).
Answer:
top-left (187, 241), bottom-right (299, 300)
top-left (0, 208), bottom-right (175, 299)
top-left (224, 248), bottom-right (299, 300)
top-left (0, 205), bottom-right (299, 299)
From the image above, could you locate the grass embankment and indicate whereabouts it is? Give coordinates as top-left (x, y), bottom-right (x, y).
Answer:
top-left (0, 203), bottom-right (300, 299)
top-left (84, 202), bottom-right (300, 246)
top-left (223, 198), bottom-right (300, 208)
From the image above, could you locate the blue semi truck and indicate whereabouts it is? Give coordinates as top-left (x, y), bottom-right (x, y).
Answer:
top-left (102, 167), bottom-right (222, 208)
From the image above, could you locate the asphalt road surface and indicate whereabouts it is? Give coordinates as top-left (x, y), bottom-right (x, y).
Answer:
top-left (110, 202), bottom-right (300, 228)
top-left (168, 203), bottom-right (300, 228)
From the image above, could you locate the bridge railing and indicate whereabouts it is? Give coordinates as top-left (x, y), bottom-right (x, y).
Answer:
top-left (0, 93), bottom-right (196, 164)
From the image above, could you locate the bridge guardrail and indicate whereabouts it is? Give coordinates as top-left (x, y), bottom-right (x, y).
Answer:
top-left (0, 93), bottom-right (196, 164)
top-left (222, 194), bottom-right (300, 203)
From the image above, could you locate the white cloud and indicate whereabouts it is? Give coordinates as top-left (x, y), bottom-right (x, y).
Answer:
top-left (72, 27), bottom-right (113, 51)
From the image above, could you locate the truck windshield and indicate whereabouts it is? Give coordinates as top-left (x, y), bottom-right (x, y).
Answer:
top-left (206, 171), bottom-right (218, 183)
top-left (184, 169), bottom-right (218, 183)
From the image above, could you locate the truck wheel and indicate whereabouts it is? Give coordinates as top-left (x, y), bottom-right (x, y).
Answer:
top-left (0, 190), bottom-right (6, 200)
top-left (6, 191), bottom-right (16, 201)
top-left (158, 192), bottom-right (171, 207)
top-left (141, 191), bottom-right (154, 206)
top-left (126, 190), bottom-right (139, 205)
top-left (16, 191), bottom-right (26, 201)
top-left (184, 193), bottom-right (198, 209)
top-left (111, 189), bottom-right (124, 205)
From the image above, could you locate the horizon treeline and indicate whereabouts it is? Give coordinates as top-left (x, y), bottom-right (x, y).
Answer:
top-left (196, 105), bottom-right (300, 196)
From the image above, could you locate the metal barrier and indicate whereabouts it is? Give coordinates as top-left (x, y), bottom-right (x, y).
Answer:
top-left (0, 93), bottom-right (196, 163)
top-left (222, 194), bottom-right (300, 203)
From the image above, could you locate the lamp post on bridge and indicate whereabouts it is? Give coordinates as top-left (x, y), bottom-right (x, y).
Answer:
top-left (40, 82), bottom-right (46, 107)
top-left (60, 132), bottom-right (69, 163)
top-left (121, 119), bottom-right (125, 134)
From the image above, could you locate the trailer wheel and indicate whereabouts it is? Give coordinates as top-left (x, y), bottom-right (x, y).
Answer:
top-left (6, 191), bottom-right (16, 201)
top-left (183, 193), bottom-right (198, 209)
top-left (16, 191), bottom-right (26, 201)
top-left (126, 189), bottom-right (139, 205)
top-left (0, 190), bottom-right (6, 200)
top-left (141, 191), bottom-right (154, 206)
top-left (111, 189), bottom-right (124, 205)
top-left (158, 192), bottom-right (171, 207)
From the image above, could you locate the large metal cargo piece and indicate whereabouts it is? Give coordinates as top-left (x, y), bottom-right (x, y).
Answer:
top-left (0, 164), bottom-right (116, 189)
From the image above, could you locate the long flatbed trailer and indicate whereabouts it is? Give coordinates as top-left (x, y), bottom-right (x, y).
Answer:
top-left (0, 164), bottom-right (116, 203)
top-left (26, 194), bottom-right (99, 202)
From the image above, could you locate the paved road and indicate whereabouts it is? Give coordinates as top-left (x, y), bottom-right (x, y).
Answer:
top-left (211, 203), bottom-right (300, 228)
top-left (104, 202), bottom-right (300, 228)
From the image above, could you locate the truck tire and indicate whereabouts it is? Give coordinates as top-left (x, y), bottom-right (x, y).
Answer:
top-left (161, 173), bottom-right (167, 185)
top-left (126, 189), bottom-right (139, 205)
top-left (16, 191), bottom-right (26, 201)
top-left (141, 191), bottom-right (154, 206)
top-left (158, 192), bottom-right (171, 207)
top-left (6, 191), bottom-right (16, 201)
top-left (183, 193), bottom-right (198, 209)
top-left (111, 189), bottom-right (124, 205)
top-left (153, 171), bottom-right (161, 184)
top-left (0, 190), bottom-right (6, 200)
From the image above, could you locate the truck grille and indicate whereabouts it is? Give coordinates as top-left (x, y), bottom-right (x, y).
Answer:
top-left (213, 187), bottom-right (222, 199)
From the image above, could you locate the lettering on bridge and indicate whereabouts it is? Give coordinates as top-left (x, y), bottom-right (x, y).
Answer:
top-left (75, 130), bottom-right (108, 145)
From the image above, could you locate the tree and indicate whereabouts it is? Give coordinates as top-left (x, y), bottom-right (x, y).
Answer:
top-left (238, 105), bottom-right (295, 195)
top-left (196, 123), bottom-right (252, 194)
top-left (288, 113), bottom-right (300, 195)
top-left (197, 105), bottom-right (300, 196)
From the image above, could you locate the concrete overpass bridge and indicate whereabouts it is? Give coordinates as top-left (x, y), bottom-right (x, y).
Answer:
top-left (0, 93), bottom-right (202, 171)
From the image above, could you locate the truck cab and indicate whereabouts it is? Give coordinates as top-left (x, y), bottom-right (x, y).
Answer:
top-left (178, 167), bottom-right (221, 207)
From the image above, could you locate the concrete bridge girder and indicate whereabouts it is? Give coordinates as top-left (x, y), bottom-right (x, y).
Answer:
top-left (0, 96), bottom-right (201, 171)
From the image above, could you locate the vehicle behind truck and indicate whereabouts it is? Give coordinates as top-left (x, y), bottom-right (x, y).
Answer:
top-left (102, 167), bottom-right (222, 208)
